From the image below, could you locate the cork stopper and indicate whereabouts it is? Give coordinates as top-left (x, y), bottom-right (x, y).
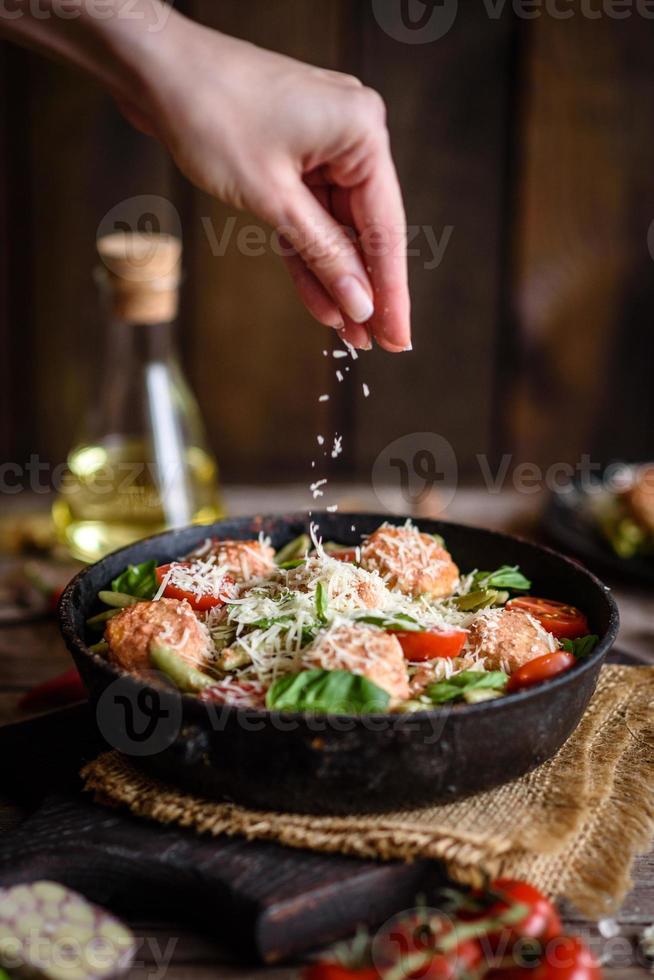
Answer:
top-left (96, 231), bottom-right (182, 323)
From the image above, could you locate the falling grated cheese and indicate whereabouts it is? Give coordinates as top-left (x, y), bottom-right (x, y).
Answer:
top-left (362, 383), bottom-right (370, 398)
top-left (331, 435), bottom-right (343, 459)
top-left (319, 394), bottom-right (330, 402)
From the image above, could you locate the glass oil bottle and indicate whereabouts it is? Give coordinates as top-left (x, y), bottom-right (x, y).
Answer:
top-left (53, 231), bottom-right (224, 562)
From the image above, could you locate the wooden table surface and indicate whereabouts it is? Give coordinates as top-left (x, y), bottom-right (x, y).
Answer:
top-left (1, 487), bottom-right (653, 979)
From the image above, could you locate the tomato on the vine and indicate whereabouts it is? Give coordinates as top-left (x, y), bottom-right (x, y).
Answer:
top-left (487, 934), bottom-right (601, 978)
top-left (302, 966), bottom-right (378, 980)
top-left (372, 911), bottom-right (484, 980)
top-left (478, 879), bottom-right (561, 956)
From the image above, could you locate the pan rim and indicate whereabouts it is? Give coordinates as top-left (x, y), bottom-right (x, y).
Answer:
top-left (58, 511), bottom-right (620, 723)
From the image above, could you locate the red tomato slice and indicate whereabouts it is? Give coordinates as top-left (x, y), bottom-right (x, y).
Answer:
top-left (394, 629), bottom-right (468, 662)
top-left (505, 597), bottom-right (589, 640)
top-left (302, 966), bottom-right (378, 980)
top-left (331, 549), bottom-right (358, 563)
top-left (155, 562), bottom-right (235, 612)
top-left (507, 652), bottom-right (576, 693)
top-left (487, 935), bottom-right (601, 978)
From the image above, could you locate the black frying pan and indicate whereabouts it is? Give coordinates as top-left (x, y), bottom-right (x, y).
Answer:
top-left (58, 513), bottom-right (619, 815)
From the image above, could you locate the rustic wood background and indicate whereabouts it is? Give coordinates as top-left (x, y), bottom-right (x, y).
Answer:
top-left (1, 3), bottom-right (653, 483)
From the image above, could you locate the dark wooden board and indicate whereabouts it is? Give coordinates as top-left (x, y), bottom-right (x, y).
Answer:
top-left (0, 704), bottom-right (445, 965)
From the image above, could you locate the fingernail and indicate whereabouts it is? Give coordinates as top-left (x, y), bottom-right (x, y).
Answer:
top-left (334, 276), bottom-right (374, 324)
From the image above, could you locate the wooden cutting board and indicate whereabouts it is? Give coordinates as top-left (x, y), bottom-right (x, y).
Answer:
top-left (0, 705), bottom-right (445, 964)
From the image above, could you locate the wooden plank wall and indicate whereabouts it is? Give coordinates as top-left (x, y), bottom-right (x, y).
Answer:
top-left (507, 14), bottom-right (654, 470)
top-left (1, 4), bottom-right (654, 485)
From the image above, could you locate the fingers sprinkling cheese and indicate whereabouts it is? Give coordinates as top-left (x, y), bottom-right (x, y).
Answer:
top-left (360, 522), bottom-right (459, 598)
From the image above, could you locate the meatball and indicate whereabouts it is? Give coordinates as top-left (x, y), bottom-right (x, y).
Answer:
top-left (360, 524), bottom-right (459, 598)
top-left (467, 608), bottom-right (557, 674)
top-left (303, 623), bottom-right (410, 702)
top-left (286, 557), bottom-right (392, 612)
top-left (105, 597), bottom-right (211, 674)
top-left (624, 466), bottom-right (654, 535)
top-left (189, 538), bottom-right (275, 581)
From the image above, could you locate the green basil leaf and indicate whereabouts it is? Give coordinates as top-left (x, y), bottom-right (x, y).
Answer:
top-left (425, 670), bottom-right (508, 705)
top-left (110, 560), bottom-right (158, 599)
top-left (315, 581), bottom-right (328, 624)
top-left (561, 635), bottom-right (599, 659)
top-left (450, 670), bottom-right (509, 691)
top-left (472, 565), bottom-right (531, 592)
top-left (425, 681), bottom-right (463, 704)
top-left (266, 669), bottom-right (390, 714)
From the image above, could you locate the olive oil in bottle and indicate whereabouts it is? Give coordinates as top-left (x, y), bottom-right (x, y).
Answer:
top-left (53, 232), bottom-right (224, 562)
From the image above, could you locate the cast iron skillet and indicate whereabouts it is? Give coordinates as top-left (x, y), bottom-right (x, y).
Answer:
top-left (58, 513), bottom-right (620, 815)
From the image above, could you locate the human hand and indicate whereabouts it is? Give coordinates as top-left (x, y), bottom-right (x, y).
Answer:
top-left (130, 14), bottom-right (411, 351)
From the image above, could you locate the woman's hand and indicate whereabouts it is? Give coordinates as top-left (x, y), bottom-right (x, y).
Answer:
top-left (131, 14), bottom-right (411, 351)
top-left (3, 0), bottom-right (411, 350)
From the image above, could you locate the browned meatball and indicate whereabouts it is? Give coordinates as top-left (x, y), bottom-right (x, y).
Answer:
top-left (105, 597), bottom-right (211, 674)
top-left (190, 539), bottom-right (275, 581)
top-left (303, 623), bottom-right (410, 702)
top-left (285, 557), bottom-right (391, 612)
top-left (360, 524), bottom-right (459, 598)
top-left (467, 608), bottom-right (557, 674)
top-left (624, 466), bottom-right (654, 535)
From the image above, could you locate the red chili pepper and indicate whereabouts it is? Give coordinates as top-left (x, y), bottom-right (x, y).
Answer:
top-left (18, 668), bottom-right (87, 712)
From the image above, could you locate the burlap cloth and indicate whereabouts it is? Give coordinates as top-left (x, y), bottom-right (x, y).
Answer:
top-left (82, 665), bottom-right (654, 918)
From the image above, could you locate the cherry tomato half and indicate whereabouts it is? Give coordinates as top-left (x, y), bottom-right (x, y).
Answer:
top-left (302, 966), bottom-right (378, 980)
top-left (505, 598), bottom-right (589, 640)
top-left (487, 934), bottom-right (601, 979)
top-left (481, 879), bottom-right (562, 954)
top-left (155, 562), bottom-right (235, 612)
top-left (394, 629), bottom-right (468, 662)
top-left (507, 652), bottom-right (576, 693)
